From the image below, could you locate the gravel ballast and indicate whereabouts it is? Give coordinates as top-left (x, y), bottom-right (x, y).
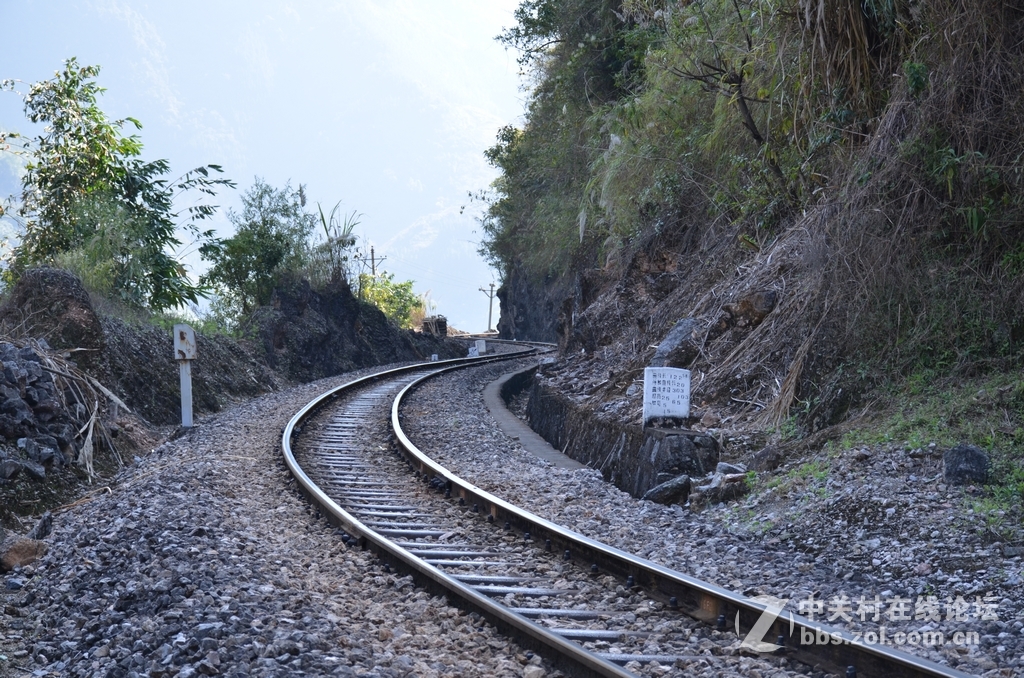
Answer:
top-left (3, 351), bottom-right (1020, 677)
top-left (0, 364), bottom-right (545, 678)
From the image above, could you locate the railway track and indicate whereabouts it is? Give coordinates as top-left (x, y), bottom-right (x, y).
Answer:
top-left (282, 348), bottom-right (974, 678)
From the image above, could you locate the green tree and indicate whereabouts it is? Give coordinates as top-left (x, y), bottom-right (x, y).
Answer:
top-left (200, 178), bottom-right (315, 317)
top-left (1, 58), bottom-right (233, 309)
top-left (358, 271), bottom-right (420, 329)
top-left (304, 201), bottom-right (360, 286)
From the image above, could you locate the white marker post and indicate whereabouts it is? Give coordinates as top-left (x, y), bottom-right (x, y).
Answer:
top-left (642, 367), bottom-right (690, 426)
top-left (468, 346), bottom-right (480, 358)
top-left (475, 339), bottom-right (487, 355)
top-left (173, 324), bottom-right (197, 428)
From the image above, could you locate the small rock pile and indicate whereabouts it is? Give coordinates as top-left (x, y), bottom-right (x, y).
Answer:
top-left (0, 341), bottom-right (79, 484)
top-left (641, 461), bottom-right (751, 506)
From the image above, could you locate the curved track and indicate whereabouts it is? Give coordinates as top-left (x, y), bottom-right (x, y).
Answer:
top-left (282, 349), bottom-right (973, 678)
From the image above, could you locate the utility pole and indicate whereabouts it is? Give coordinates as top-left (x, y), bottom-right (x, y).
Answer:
top-left (479, 282), bottom-right (496, 332)
top-left (357, 246), bottom-right (385, 276)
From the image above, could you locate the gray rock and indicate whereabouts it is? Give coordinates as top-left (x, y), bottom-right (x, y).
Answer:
top-left (23, 360), bottom-right (42, 381)
top-left (22, 459), bottom-right (46, 481)
top-left (638, 429), bottom-right (719, 495)
top-left (26, 442), bottom-right (56, 465)
top-left (194, 622), bottom-right (224, 640)
top-left (943, 444), bottom-right (990, 485)
top-left (26, 511), bottom-right (53, 540)
top-left (749, 445), bottom-right (784, 471)
top-left (650, 318), bottom-right (700, 368)
top-left (17, 346), bottom-right (41, 363)
top-left (716, 462), bottom-right (746, 475)
top-left (0, 459), bottom-right (22, 479)
top-left (696, 472), bottom-right (749, 504)
top-left (1, 397), bottom-right (33, 423)
top-left (642, 474), bottom-right (692, 505)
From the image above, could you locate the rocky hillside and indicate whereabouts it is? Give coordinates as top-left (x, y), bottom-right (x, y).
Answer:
top-left (485, 4), bottom-right (1023, 427)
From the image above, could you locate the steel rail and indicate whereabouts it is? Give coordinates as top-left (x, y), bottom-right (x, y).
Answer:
top-left (282, 349), bottom-right (634, 678)
top-left (458, 335), bottom-right (558, 348)
top-left (283, 352), bottom-right (973, 678)
top-left (389, 369), bottom-right (975, 678)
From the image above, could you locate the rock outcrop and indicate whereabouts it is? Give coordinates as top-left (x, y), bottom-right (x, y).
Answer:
top-left (255, 277), bottom-right (462, 383)
top-left (0, 341), bottom-right (79, 472)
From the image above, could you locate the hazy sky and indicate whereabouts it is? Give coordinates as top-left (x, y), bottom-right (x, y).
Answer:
top-left (0, 0), bottom-right (524, 331)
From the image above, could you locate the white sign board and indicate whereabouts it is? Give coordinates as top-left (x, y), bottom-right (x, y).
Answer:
top-left (475, 339), bottom-right (487, 355)
top-left (642, 367), bottom-right (690, 424)
top-left (172, 324), bottom-right (196, 428)
top-left (430, 354), bottom-right (438, 362)
top-left (173, 324), bottom-right (197, 360)
top-left (468, 346), bottom-right (479, 358)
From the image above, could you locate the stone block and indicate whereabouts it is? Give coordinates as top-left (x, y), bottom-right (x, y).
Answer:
top-left (943, 444), bottom-right (989, 485)
top-left (637, 428), bottom-right (719, 495)
top-left (641, 474), bottom-right (692, 505)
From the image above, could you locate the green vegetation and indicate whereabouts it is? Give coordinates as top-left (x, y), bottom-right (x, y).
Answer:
top-left (357, 272), bottom-right (420, 330)
top-left (199, 178), bottom-right (422, 331)
top-left (833, 371), bottom-right (1024, 529)
top-left (200, 179), bottom-right (316, 318)
top-left (482, 0), bottom-right (1024, 376)
top-left (1, 58), bottom-right (233, 310)
top-left (755, 457), bottom-right (832, 499)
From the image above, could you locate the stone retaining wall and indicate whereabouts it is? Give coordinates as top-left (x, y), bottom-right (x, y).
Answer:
top-left (523, 375), bottom-right (719, 499)
top-left (525, 378), bottom-right (646, 495)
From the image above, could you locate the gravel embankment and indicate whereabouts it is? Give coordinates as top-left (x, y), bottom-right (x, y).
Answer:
top-left (401, 359), bottom-right (1024, 677)
top-left (1, 363), bottom-right (546, 678)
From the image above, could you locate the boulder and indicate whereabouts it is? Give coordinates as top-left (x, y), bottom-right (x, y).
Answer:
top-left (695, 472), bottom-right (750, 504)
top-left (638, 428), bottom-right (719, 496)
top-left (26, 511), bottom-right (53, 540)
top-left (21, 459), bottom-right (46, 481)
top-left (0, 536), bottom-right (47, 571)
top-left (722, 290), bottom-right (778, 329)
top-left (0, 458), bottom-right (22, 479)
top-left (642, 474), bottom-right (692, 505)
top-left (716, 461), bottom-right (747, 475)
top-left (943, 444), bottom-right (990, 485)
top-left (749, 445), bottom-right (784, 472)
top-left (650, 318), bottom-right (700, 368)
top-left (707, 290), bottom-right (779, 343)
